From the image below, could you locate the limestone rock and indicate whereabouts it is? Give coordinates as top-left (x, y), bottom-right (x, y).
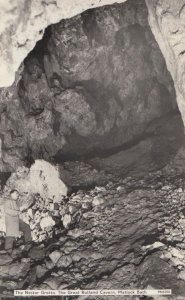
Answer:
top-left (45, 260), bottom-right (55, 270)
top-left (49, 251), bottom-right (62, 265)
top-left (142, 242), bottom-right (166, 252)
top-left (0, 203), bottom-right (6, 233)
top-left (170, 247), bottom-right (184, 260)
top-left (67, 228), bottom-right (85, 238)
top-left (57, 255), bottom-right (72, 269)
top-left (40, 215), bottom-right (55, 231)
top-left (146, 0), bottom-right (185, 127)
top-left (36, 265), bottom-right (48, 279)
top-left (62, 214), bottom-right (72, 229)
top-left (92, 197), bottom-right (105, 206)
top-left (0, 254), bottom-right (13, 266)
top-left (4, 160), bottom-right (68, 208)
top-left (29, 247), bottom-right (45, 261)
top-left (0, 0), bottom-right (180, 175)
top-left (1, 167), bottom-right (185, 296)
top-left (0, 0), bottom-right (128, 88)
top-left (178, 270), bottom-right (185, 281)
top-left (1, 280), bottom-right (18, 290)
top-left (8, 261), bottom-right (30, 279)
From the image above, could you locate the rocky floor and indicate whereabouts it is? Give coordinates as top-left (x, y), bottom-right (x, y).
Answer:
top-left (1, 163), bottom-right (185, 299)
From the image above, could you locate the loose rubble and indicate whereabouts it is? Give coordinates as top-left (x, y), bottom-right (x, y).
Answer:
top-left (1, 162), bottom-right (185, 298)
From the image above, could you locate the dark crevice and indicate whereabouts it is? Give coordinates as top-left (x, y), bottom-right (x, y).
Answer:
top-left (53, 110), bottom-right (180, 162)
top-left (0, 172), bottom-right (11, 188)
top-left (24, 26), bottom-right (52, 68)
top-left (81, 9), bottom-right (106, 46)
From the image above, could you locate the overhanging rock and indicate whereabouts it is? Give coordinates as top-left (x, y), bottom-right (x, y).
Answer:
top-left (0, 0), bottom-right (127, 87)
top-left (146, 0), bottom-right (185, 126)
top-left (1, 0), bottom-right (184, 130)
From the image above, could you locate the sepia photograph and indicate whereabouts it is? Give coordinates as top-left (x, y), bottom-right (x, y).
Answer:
top-left (0, 0), bottom-right (185, 299)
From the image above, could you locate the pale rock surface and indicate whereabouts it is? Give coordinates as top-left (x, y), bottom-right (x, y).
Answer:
top-left (178, 270), bottom-right (185, 281)
top-left (0, 159), bottom-right (68, 241)
top-left (57, 255), bottom-right (73, 268)
top-left (146, 0), bottom-right (185, 126)
top-left (142, 241), bottom-right (166, 251)
top-left (92, 197), bottom-right (105, 206)
top-left (40, 215), bottom-right (55, 230)
top-left (49, 251), bottom-right (62, 265)
top-left (0, 202), bottom-right (6, 233)
top-left (28, 160), bottom-right (68, 201)
top-left (4, 159), bottom-right (68, 208)
top-left (62, 214), bottom-right (72, 229)
top-left (36, 265), bottom-right (48, 279)
top-left (0, 0), bottom-right (127, 87)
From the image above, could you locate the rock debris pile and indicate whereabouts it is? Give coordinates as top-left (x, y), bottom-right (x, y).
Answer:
top-left (20, 194), bottom-right (63, 242)
top-left (1, 162), bottom-right (185, 298)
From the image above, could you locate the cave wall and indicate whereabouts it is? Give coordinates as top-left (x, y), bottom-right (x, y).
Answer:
top-left (1, 0), bottom-right (185, 137)
top-left (0, 0), bottom-right (128, 88)
top-left (146, 0), bottom-right (185, 127)
top-left (0, 0), bottom-right (181, 173)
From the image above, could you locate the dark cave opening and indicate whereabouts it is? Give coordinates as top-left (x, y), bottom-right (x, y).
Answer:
top-left (11, 0), bottom-right (183, 178)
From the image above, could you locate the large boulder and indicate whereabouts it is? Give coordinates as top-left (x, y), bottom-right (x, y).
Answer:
top-left (4, 160), bottom-right (68, 209)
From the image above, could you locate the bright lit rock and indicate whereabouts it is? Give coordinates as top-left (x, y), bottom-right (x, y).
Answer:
top-left (4, 159), bottom-right (68, 208)
top-left (40, 215), bottom-right (55, 230)
top-left (146, 0), bottom-right (185, 125)
top-left (0, 203), bottom-right (6, 233)
top-left (49, 251), bottom-right (62, 264)
top-left (0, 0), bottom-right (127, 87)
top-left (62, 214), bottom-right (72, 229)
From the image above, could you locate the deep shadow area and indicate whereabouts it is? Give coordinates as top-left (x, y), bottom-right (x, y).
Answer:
top-left (0, 0), bottom-right (176, 177)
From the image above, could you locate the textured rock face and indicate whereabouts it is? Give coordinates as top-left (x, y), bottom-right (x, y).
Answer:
top-left (1, 165), bottom-right (185, 298)
top-left (0, 0), bottom-right (129, 88)
top-left (146, 0), bottom-right (185, 126)
top-left (2, 0), bottom-right (185, 132)
top-left (0, 0), bottom-right (181, 173)
top-left (4, 160), bottom-right (68, 209)
top-left (1, 0), bottom-right (185, 134)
